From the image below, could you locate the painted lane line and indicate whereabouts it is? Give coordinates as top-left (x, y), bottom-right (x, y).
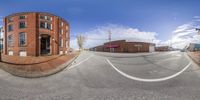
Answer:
top-left (106, 58), bottom-right (191, 82)
top-left (67, 55), bottom-right (93, 70)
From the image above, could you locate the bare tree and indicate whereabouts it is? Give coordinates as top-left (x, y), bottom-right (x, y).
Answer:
top-left (77, 34), bottom-right (86, 50)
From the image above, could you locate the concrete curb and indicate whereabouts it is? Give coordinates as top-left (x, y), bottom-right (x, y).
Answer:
top-left (0, 54), bottom-right (80, 78)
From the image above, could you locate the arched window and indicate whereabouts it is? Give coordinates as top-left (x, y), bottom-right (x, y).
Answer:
top-left (19, 32), bottom-right (26, 46)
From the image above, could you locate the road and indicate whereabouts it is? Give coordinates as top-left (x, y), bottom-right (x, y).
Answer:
top-left (0, 51), bottom-right (200, 100)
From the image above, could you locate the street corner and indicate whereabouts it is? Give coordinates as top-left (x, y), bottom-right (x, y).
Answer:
top-left (0, 52), bottom-right (80, 78)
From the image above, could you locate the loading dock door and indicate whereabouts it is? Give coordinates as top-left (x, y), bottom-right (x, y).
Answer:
top-left (149, 45), bottom-right (155, 52)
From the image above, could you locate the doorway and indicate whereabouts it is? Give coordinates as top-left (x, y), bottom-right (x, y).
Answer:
top-left (40, 34), bottom-right (50, 55)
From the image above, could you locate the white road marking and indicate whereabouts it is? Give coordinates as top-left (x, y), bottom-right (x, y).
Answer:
top-left (106, 58), bottom-right (191, 82)
top-left (67, 55), bottom-right (93, 70)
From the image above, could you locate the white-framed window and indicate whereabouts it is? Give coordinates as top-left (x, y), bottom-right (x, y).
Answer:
top-left (45, 16), bottom-right (47, 20)
top-left (40, 22), bottom-right (45, 28)
top-left (50, 24), bottom-right (53, 30)
top-left (19, 15), bottom-right (26, 19)
top-left (40, 22), bottom-right (52, 30)
top-left (59, 38), bottom-right (63, 47)
top-left (61, 29), bottom-right (63, 34)
top-left (59, 51), bottom-right (63, 55)
top-left (8, 50), bottom-right (13, 55)
top-left (40, 15), bottom-right (45, 19)
top-left (19, 32), bottom-right (26, 46)
top-left (19, 21), bottom-right (26, 29)
top-left (61, 22), bottom-right (64, 26)
top-left (66, 41), bottom-right (68, 48)
top-left (8, 24), bottom-right (13, 31)
top-left (61, 39), bottom-right (63, 47)
top-left (66, 32), bottom-right (68, 38)
top-left (8, 34), bottom-right (13, 47)
top-left (66, 26), bottom-right (68, 30)
top-left (19, 51), bottom-right (27, 56)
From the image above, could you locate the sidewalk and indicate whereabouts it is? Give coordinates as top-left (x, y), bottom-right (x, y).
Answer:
top-left (187, 51), bottom-right (200, 65)
top-left (0, 52), bottom-right (80, 78)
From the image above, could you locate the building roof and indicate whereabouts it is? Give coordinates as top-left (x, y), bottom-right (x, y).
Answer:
top-left (4, 12), bottom-right (69, 25)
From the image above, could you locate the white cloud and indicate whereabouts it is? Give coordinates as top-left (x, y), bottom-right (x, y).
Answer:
top-left (194, 16), bottom-right (200, 19)
top-left (71, 16), bottom-right (200, 50)
top-left (193, 16), bottom-right (200, 22)
top-left (70, 24), bottom-right (160, 49)
top-left (166, 22), bottom-right (200, 49)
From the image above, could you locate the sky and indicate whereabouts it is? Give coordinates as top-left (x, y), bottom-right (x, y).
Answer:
top-left (0, 0), bottom-right (200, 49)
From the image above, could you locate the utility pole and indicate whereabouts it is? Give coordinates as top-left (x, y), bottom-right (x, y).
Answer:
top-left (108, 30), bottom-right (112, 52)
top-left (196, 28), bottom-right (200, 35)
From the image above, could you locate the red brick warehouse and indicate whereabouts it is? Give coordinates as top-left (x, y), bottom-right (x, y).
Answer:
top-left (3, 12), bottom-right (70, 56)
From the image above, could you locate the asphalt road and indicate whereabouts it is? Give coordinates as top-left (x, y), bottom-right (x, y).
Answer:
top-left (0, 51), bottom-right (200, 100)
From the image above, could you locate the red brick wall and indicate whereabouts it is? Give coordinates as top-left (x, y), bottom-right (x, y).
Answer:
top-left (91, 40), bottom-right (153, 53)
top-left (3, 12), bottom-right (70, 56)
top-left (125, 42), bottom-right (150, 53)
top-left (104, 40), bottom-right (125, 52)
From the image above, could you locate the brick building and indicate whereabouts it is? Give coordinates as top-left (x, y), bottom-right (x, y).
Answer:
top-left (3, 12), bottom-right (70, 56)
top-left (90, 40), bottom-right (155, 53)
top-left (155, 46), bottom-right (170, 51)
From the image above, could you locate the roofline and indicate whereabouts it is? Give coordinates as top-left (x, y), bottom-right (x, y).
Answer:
top-left (104, 40), bottom-right (126, 44)
top-left (4, 12), bottom-right (69, 25)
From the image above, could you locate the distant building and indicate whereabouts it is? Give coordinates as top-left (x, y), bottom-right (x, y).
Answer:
top-left (3, 12), bottom-right (70, 56)
top-left (155, 46), bottom-right (170, 51)
top-left (90, 40), bottom-right (155, 53)
top-left (187, 43), bottom-right (200, 51)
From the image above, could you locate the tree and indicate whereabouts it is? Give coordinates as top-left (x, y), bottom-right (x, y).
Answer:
top-left (77, 34), bottom-right (86, 50)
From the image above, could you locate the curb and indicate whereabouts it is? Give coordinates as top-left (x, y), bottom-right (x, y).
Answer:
top-left (0, 53), bottom-right (80, 78)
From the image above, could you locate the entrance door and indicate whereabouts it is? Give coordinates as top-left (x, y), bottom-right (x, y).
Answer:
top-left (40, 35), bottom-right (50, 55)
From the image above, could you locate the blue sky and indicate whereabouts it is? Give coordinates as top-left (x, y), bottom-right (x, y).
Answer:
top-left (0, 0), bottom-right (200, 49)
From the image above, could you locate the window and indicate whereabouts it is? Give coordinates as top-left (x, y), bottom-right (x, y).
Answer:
top-left (8, 17), bottom-right (13, 23)
top-left (40, 15), bottom-right (52, 21)
top-left (8, 34), bottom-right (13, 47)
top-left (19, 22), bottom-right (26, 28)
top-left (66, 26), bottom-right (68, 30)
top-left (8, 51), bottom-right (13, 55)
top-left (19, 32), bottom-right (26, 46)
top-left (45, 16), bottom-right (47, 20)
top-left (66, 41), bottom-right (68, 48)
top-left (19, 16), bottom-right (26, 19)
top-left (59, 38), bottom-right (63, 47)
top-left (40, 22), bottom-right (52, 30)
top-left (46, 23), bottom-right (51, 30)
top-left (40, 22), bottom-right (45, 28)
top-left (8, 25), bottom-right (13, 32)
top-left (40, 15), bottom-right (45, 19)
top-left (61, 22), bottom-right (64, 26)
top-left (66, 32), bottom-right (69, 38)
top-left (61, 29), bottom-right (63, 34)
top-left (19, 51), bottom-right (27, 56)
top-left (47, 16), bottom-right (52, 21)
